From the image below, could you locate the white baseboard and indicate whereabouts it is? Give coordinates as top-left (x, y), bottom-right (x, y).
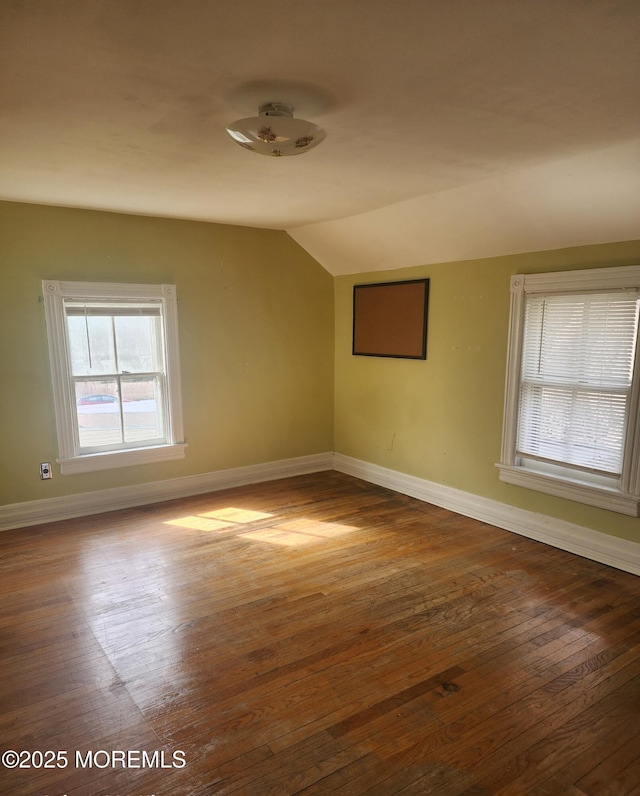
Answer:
top-left (0, 452), bottom-right (334, 533)
top-left (333, 453), bottom-right (640, 577)
top-left (3, 451), bottom-right (638, 577)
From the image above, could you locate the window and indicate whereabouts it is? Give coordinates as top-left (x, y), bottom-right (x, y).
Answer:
top-left (43, 280), bottom-right (185, 474)
top-left (497, 266), bottom-right (640, 516)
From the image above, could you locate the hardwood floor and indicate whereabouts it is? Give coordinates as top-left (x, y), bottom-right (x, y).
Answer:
top-left (1, 471), bottom-right (639, 795)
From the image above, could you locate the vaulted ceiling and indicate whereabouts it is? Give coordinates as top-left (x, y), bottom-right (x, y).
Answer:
top-left (1, 0), bottom-right (639, 274)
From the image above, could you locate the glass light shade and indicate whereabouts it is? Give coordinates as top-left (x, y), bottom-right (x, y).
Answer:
top-left (226, 102), bottom-right (326, 157)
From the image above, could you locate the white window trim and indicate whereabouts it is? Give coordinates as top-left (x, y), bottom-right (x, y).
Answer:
top-left (496, 266), bottom-right (640, 517)
top-left (43, 280), bottom-right (186, 474)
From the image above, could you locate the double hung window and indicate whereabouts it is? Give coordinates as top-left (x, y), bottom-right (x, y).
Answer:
top-left (498, 266), bottom-right (640, 516)
top-left (43, 280), bottom-right (185, 474)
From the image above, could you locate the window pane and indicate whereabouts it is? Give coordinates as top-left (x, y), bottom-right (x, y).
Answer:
top-left (517, 291), bottom-right (639, 475)
top-left (121, 378), bottom-right (165, 444)
top-left (67, 315), bottom-right (116, 376)
top-left (75, 380), bottom-right (123, 449)
top-left (114, 315), bottom-right (162, 373)
top-left (522, 293), bottom-right (638, 388)
top-left (518, 383), bottom-right (628, 474)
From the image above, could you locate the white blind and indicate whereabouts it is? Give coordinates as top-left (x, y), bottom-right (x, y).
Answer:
top-left (517, 291), bottom-right (639, 475)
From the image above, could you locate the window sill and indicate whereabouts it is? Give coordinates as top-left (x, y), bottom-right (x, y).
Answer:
top-left (496, 463), bottom-right (639, 516)
top-left (58, 443), bottom-right (187, 475)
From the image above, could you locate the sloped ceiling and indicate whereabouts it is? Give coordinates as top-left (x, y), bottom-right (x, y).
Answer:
top-left (1, 0), bottom-right (639, 274)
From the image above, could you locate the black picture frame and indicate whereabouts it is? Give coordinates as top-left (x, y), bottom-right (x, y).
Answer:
top-left (352, 278), bottom-right (429, 359)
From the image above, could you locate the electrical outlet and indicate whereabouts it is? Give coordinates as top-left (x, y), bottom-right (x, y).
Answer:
top-left (40, 462), bottom-right (52, 480)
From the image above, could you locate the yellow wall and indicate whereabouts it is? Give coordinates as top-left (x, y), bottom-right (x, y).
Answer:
top-left (334, 240), bottom-right (640, 545)
top-left (0, 201), bottom-right (334, 505)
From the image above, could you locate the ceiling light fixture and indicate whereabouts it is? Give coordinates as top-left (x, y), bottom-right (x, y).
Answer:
top-left (225, 102), bottom-right (326, 157)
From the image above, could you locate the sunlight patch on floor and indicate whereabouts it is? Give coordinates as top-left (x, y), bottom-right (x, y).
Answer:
top-left (162, 508), bottom-right (358, 546)
top-left (165, 516), bottom-right (234, 532)
top-left (164, 507), bottom-right (275, 532)
top-left (199, 507), bottom-right (275, 523)
top-left (165, 506), bottom-right (358, 547)
top-left (240, 519), bottom-right (359, 547)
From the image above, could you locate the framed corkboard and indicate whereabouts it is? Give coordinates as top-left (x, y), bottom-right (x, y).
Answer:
top-left (352, 278), bottom-right (429, 359)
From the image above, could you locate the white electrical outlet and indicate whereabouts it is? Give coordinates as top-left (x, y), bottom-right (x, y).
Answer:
top-left (40, 462), bottom-right (52, 480)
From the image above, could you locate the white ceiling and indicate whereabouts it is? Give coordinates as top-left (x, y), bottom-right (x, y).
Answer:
top-left (1, 0), bottom-right (639, 274)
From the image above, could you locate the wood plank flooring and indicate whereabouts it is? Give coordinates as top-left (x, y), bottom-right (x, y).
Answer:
top-left (1, 471), bottom-right (639, 795)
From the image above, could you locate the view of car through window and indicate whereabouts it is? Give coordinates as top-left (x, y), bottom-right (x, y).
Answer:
top-left (76, 394), bottom-right (118, 405)
top-left (75, 380), bottom-right (161, 448)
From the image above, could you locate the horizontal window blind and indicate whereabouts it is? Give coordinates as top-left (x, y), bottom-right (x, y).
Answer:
top-left (517, 291), bottom-right (639, 475)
